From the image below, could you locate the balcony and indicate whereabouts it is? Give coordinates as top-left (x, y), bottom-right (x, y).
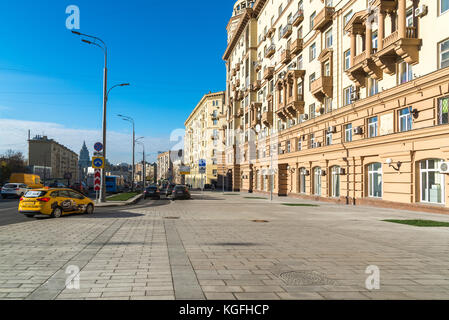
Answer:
top-left (250, 102), bottom-right (262, 128)
top-left (251, 80), bottom-right (261, 91)
top-left (280, 49), bottom-right (291, 65)
top-left (235, 64), bottom-right (240, 71)
top-left (289, 38), bottom-right (303, 56)
top-left (346, 50), bottom-right (382, 87)
top-left (313, 7), bottom-right (334, 32)
top-left (286, 94), bottom-right (305, 117)
top-left (281, 24), bottom-right (292, 39)
top-left (292, 9), bottom-right (304, 27)
top-left (373, 28), bottom-right (422, 75)
top-left (265, 44), bottom-right (276, 58)
top-left (261, 111), bottom-right (273, 127)
top-left (263, 67), bottom-right (274, 80)
top-left (254, 60), bottom-right (262, 72)
top-left (236, 107), bottom-right (244, 117)
top-left (231, 68), bottom-right (236, 77)
top-left (235, 79), bottom-right (240, 87)
top-left (310, 76), bottom-right (333, 102)
top-left (276, 106), bottom-right (288, 120)
top-left (266, 27), bottom-right (276, 38)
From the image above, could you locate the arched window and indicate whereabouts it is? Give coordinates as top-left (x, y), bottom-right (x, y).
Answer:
top-left (367, 163), bottom-right (382, 198)
top-left (298, 167), bottom-right (307, 194)
top-left (313, 167), bottom-right (322, 196)
top-left (331, 166), bottom-right (341, 198)
top-left (420, 159), bottom-right (445, 204)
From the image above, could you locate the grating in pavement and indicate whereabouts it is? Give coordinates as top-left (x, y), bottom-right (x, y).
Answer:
top-left (279, 271), bottom-right (336, 286)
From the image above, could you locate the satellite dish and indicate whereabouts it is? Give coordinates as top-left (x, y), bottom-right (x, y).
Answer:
top-left (255, 124), bottom-right (261, 133)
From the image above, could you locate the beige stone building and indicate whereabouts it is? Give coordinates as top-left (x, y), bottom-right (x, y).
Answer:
top-left (222, 0), bottom-right (449, 213)
top-left (28, 135), bottom-right (79, 182)
top-left (184, 91), bottom-right (226, 189)
top-left (157, 151), bottom-right (173, 183)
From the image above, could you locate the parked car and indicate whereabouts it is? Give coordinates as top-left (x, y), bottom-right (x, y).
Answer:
top-left (70, 182), bottom-right (88, 195)
top-left (171, 185), bottom-right (191, 200)
top-left (1, 183), bottom-right (29, 199)
top-left (46, 181), bottom-right (67, 188)
top-left (18, 188), bottom-right (95, 219)
top-left (165, 184), bottom-right (175, 197)
top-left (144, 186), bottom-right (160, 200)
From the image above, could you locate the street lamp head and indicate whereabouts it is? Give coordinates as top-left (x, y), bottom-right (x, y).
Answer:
top-left (120, 83), bottom-right (130, 87)
top-left (82, 39), bottom-right (92, 45)
top-left (71, 30), bottom-right (81, 35)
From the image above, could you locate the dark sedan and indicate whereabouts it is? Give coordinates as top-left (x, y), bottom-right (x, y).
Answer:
top-left (144, 186), bottom-right (161, 199)
top-left (171, 185), bottom-right (191, 200)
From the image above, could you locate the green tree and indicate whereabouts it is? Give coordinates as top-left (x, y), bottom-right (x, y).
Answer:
top-left (0, 150), bottom-right (27, 184)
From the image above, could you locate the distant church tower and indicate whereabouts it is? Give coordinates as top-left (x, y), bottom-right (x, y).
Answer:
top-left (79, 141), bottom-right (90, 182)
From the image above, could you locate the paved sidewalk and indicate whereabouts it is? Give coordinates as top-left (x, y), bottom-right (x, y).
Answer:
top-left (0, 192), bottom-right (449, 300)
top-left (95, 194), bottom-right (143, 208)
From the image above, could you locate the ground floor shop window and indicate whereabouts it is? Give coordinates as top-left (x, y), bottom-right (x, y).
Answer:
top-left (420, 159), bottom-right (445, 204)
top-left (299, 168), bottom-right (307, 194)
top-left (368, 163), bottom-right (382, 198)
top-left (331, 166), bottom-right (340, 198)
top-left (313, 167), bottom-right (322, 196)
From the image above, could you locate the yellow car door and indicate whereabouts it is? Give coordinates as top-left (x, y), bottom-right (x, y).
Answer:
top-left (67, 190), bottom-right (88, 213)
top-left (58, 190), bottom-right (79, 214)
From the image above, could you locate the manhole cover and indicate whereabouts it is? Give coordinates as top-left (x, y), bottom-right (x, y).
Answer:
top-left (164, 217), bottom-right (180, 219)
top-left (252, 220), bottom-right (269, 223)
top-left (279, 271), bottom-right (335, 286)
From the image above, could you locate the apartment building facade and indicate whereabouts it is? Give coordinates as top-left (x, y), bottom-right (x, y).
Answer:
top-left (157, 151), bottom-right (173, 183)
top-left (223, 0), bottom-right (449, 213)
top-left (184, 91), bottom-right (226, 189)
top-left (28, 135), bottom-right (79, 182)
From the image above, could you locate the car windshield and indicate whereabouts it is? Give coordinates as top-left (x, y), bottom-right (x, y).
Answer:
top-left (24, 191), bottom-right (48, 198)
top-left (4, 184), bottom-right (17, 188)
top-left (175, 186), bottom-right (185, 190)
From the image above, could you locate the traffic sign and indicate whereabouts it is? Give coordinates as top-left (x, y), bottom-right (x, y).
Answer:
top-left (94, 142), bottom-right (103, 152)
top-left (94, 185), bottom-right (100, 191)
top-left (94, 169), bottom-right (101, 192)
top-left (92, 157), bottom-right (105, 169)
top-left (199, 159), bottom-right (206, 168)
top-left (199, 167), bottom-right (206, 174)
top-left (94, 170), bottom-right (101, 179)
top-left (180, 166), bottom-right (191, 175)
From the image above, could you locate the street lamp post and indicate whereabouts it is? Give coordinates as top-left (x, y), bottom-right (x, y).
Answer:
top-left (72, 31), bottom-right (129, 202)
top-left (136, 137), bottom-right (145, 190)
top-left (118, 115), bottom-right (135, 192)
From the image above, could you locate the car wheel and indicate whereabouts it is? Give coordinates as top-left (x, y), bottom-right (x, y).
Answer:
top-left (51, 207), bottom-right (62, 218)
top-left (85, 204), bottom-right (94, 215)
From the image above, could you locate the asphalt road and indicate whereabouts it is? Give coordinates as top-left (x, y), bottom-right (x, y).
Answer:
top-left (0, 197), bottom-right (172, 227)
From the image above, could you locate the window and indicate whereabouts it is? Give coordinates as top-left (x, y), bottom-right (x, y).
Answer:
top-left (324, 61), bottom-right (331, 76)
top-left (398, 61), bottom-right (413, 84)
top-left (439, 38), bottom-right (449, 69)
top-left (345, 123), bottom-right (353, 142)
top-left (298, 54), bottom-right (303, 69)
top-left (278, 4), bottom-right (283, 18)
top-left (310, 12), bottom-right (316, 31)
top-left (309, 43), bottom-right (316, 61)
top-left (297, 139), bottom-right (302, 151)
top-left (331, 166), bottom-right (340, 198)
top-left (309, 104), bottom-right (316, 119)
top-left (344, 50), bottom-right (350, 70)
top-left (325, 29), bottom-right (333, 48)
top-left (441, 0), bottom-right (449, 14)
top-left (309, 73), bottom-right (315, 90)
top-left (399, 107), bottom-right (412, 132)
top-left (368, 116), bottom-right (378, 138)
top-left (344, 86), bottom-right (352, 106)
top-left (368, 163), bottom-right (382, 198)
top-left (439, 96), bottom-right (449, 124)
top-left (406, 8), bottom-right (414, 27)
top-left (326, 131), bottom-right (332, 146)
top-left (299, 168), bottom-right (307, 194)
top-left (310, 133), bottom-right (315, 147)
top-left (344, 10), bottom-right (353, 26)
top-left (324, 97), bottom-right (332, 113)
top-left (286, 140), bottom-right (291, 153)
top-left (313, 167), bottom-right (322, 196)
top-left (369, 78), bottom-right (378, 96)
top-left (420, 159), bottom-right (445, 204)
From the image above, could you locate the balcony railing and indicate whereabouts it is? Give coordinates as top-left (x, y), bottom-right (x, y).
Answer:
top-left (281, 24), bottom-right (293, 39)
top-left (280, 49), bottom-right (291, 64)
top-left (310, 76), bottom-right (333, 100)
top-left (263, 67), bottom-right (274, 80)
top-left (262, 111), bottom-right (273, 126)
top-left (265, 44), bottom-right (276, 58)
top-left (292, 9), bottom-right (304, 27)
top-left (313, 7), bottom-right (334, 31)
top-left (290, 38), bottom-right (303, 55)
top-left (353, 51), bottom-right (367, 66)
top-left (383, 31), bottom-right (399, 48)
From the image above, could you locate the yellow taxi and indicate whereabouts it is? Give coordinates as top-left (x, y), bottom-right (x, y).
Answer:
top-left (19, 188), bottom-right (95, 218)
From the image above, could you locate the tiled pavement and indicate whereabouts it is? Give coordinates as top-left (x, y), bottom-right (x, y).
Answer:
top-left (1, 192), bottom-right (449, 300)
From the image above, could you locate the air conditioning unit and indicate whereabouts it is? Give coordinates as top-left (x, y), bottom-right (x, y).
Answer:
top-left (304, 170), bottom-right (310, 176)
top-left (327, 126), bottom-right (336, 134)
top-left (350, 92), bottom-right (359, 102)
top-left (312, 142), bottom-right (321, 148)
top-left (354, 126), bottom-right (363, 135)
top-left (321, 170), bottom-right (327, 177)
top-left (303, 114), bottom-right (309, 121)
top-left (338, 168), bottom-right (346, 175)
top-left (439, 162), bottom-right (449, 174)
top-left (415, 5), bottom-right (428, 17)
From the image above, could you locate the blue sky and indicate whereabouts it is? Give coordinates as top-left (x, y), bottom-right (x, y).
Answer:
top-left (0, 0), bottom-right (234, 163)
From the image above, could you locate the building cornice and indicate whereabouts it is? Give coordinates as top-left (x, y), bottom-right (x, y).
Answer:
top-left (185, 91), bottom-right (225, 126)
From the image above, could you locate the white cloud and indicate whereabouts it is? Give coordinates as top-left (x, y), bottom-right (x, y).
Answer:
top-left (0, 118), bottom-right (175, 164)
